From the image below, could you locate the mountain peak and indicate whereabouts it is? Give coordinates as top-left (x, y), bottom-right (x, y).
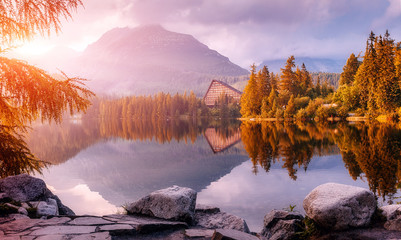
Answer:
top-left (75, 26), bottom-right (248, 95)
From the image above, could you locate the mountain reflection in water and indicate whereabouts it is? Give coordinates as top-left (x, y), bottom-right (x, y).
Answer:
top-left (14, 118), bottom-right (401, 231)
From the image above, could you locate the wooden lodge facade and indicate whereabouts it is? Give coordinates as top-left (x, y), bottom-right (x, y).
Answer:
top-left (203, 80), bottom-right (242, 107)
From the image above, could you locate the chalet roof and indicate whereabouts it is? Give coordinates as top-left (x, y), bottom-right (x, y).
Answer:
top-left (203, 80), bottom-right (242, 101)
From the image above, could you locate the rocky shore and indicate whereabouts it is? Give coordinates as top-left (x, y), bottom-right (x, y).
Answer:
top-left (1, 174), bottom-right (401, 239)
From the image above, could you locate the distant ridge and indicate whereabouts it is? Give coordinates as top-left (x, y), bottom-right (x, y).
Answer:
top-left (259, 57), bottom-right (345, 74)
top-left (70, 25), bottom-right (249, 96)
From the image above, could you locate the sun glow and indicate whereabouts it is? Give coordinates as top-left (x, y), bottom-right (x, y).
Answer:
top-left (14, 41), bottom-right (55, 56)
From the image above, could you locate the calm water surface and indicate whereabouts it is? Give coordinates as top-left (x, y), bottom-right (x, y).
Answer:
top-left (24, 118), bottom-right (401, 232)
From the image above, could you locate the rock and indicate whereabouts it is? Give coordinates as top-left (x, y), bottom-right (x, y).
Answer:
top-left (195, 204), bottom-right (220, 214)
top-left (185, 229), bottom-right (215, 238)
top-left (126, 185), bottom-right (196, 223)
top-left (0, 174), bottom-right (47, 202)
top-left (381, 205), bottom-right (401, 231)
top-left (18, 207), bottom-right (28, 216)
top-left (37, 201), bottom-right (58, 217)
top-left (212, 229), bottom-right (259, 240)
top-left (260, 210), bottom-right (304, 240)
top-left (303, 183), bottom-right (376, 230)
top-left (0, 174), bottom-right (74, 216)
top-left (195, 210), bottom-right (250, 233)
top-left (384, 216), bottom-right (401, 231)
top-left (381, 204), bottom-right (401, 220)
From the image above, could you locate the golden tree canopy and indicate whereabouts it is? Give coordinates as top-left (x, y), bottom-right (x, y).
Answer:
top-left (0, 0), bottom-right (82, 49)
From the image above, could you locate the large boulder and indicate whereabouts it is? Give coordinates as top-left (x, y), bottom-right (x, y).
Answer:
top-left (194, 205), bottom-right (250, 233)
top-left (0, 174), bottom-right (75, 216)
top-left (303, 183), bottom-right (376, 230)
top-left (260, 210), bottom-right (304, 240)
top-left (126, 185), bottom-right (196, 223)
top-left (0, 174), bottom-right (47, 202)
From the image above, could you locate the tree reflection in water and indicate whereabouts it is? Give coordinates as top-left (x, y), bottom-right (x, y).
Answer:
top-left (241, 121), bottom-right (401, 202)
top-left (12, 116), bottom-right (401, 203)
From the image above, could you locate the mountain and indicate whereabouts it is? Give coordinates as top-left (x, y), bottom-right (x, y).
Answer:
top-left (70, 25), bottom-right (249, 96)
top-left (259, 57), bottom-right (345, 74)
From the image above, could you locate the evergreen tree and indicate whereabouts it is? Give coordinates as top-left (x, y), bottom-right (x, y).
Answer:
top-left (300, 63), bottom-right (312, 92)
top-left (375, 31), bottom-right (400, 112)
top-left (284, 95), bottom-right (296, 119)
top-left (355, 31), bottom-right (378, 112)
top-left (280, 56), bottom-right (296, 95)
top-left (340, 53), bottom-right (361, 86)
top-left (258, 66), bottom-right (271, 100)
top-left (240, 64), bottom-right (259, 117)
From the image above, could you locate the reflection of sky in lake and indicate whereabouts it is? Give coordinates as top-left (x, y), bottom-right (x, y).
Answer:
top-left (33, 134), bottom-right (378, 232)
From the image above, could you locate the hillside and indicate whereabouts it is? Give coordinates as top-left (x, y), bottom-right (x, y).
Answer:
top-left (71, 25), bottom-right (249, 96)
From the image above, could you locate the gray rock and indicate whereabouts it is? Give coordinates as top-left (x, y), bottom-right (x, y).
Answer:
top-left (0, 174), bottom-right (74, 216)
top-left (37, 201), bottom-right (58, 217)
top-left (303, 183), bottom-right (376, 230)
top-left (18, 207), bottom-right (28, 216)
top-left (195, 210), bottom-right (250, 233)
top-left (126, 185), bottom-right (196, 223)
top-left (260, 210), bottom-right (304, 240)
top-left (384, 216), bottom-right (401, 231)
top-left (381, 204), bottom-right (401, 220)
top-left (212, 229), bottom-right (259, 240)
top-left (185, 229), bottom-right (215, 238)
top-left (0, 174), bottom-right (47, 202)
top-left (68, 216), bottom-right (114, 225)
top-left (195, 204), bottom-right (220, 214)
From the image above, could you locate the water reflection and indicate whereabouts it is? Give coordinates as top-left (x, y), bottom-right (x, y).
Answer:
top-left (15, 118), bottom-right (401, 231)
top-left (240, 121), bottom-right (401, 202)
top-left (241, 122), bottom-right (339, 178)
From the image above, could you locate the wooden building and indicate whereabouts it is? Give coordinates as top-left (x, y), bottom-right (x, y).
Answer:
top-left (204, 127), bottom-right (241, 153)
top-left (203, 80), bottom-right (242, 107)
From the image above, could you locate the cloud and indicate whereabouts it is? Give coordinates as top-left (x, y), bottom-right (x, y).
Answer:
top-left (12, 0), bottom-right (401, 68)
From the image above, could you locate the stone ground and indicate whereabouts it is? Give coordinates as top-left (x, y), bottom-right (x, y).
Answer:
top-left (3, 214), bottom-right (401, 239)
top-left (0, 214), bottom-right (261, 240)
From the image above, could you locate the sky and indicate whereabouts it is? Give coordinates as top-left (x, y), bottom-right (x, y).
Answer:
top-left (12, 0), bottom-right (401, 68)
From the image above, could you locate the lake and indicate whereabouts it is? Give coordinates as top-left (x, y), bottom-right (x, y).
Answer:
top-left (22, 118), bottom-right (401, 232)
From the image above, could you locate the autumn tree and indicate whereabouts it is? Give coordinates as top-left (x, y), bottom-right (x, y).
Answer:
top-left (240, 64), bottom-right (260, 117)
top-left (280, 56), bottom-right (296, 95)
top-left (339, 53), bottom-right (360, 86)
top-left (0, 0), bottom-right (94, 175)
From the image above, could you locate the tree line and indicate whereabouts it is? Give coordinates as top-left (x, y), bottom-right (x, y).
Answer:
top-left (95, 91), bottom-right (240, 120)
top-left (240, 30), bottom-right (401, 121)
top-left (335, 30), bottom-right (401, 118)
top-left (240, 56), bottom-right (335, 120)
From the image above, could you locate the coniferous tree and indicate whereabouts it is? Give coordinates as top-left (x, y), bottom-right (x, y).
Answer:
top-left (355, 31), bottom-right (379, 112)
top-left (240, 64), bottom-right (259, 117)
top-left (375, 31), bottom-right (400, 112)
top-left (300, 63), bottom-right (312, 92)
top-left (280, 56), bottom-right (296, 95)
top-left (284, 95), bottom-right (296, 119)
top-left (340, 53), bottom-right (361, 86)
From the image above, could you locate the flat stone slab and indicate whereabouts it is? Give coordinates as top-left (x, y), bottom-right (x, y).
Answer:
top-left (212, 229), bottom-right (260, 240)
top-left (37, 217), bottom-right (71, 226)
top-left (185, 228), bottom-right (214, 238)
top-left (99, 224), bottom-right (134, 231)
top-left (30, 225), bottom-right (97, 235)
top-left (70, 232), bottom-right (111, 240)
top-left (68, 216), bottom-right (114, 225)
